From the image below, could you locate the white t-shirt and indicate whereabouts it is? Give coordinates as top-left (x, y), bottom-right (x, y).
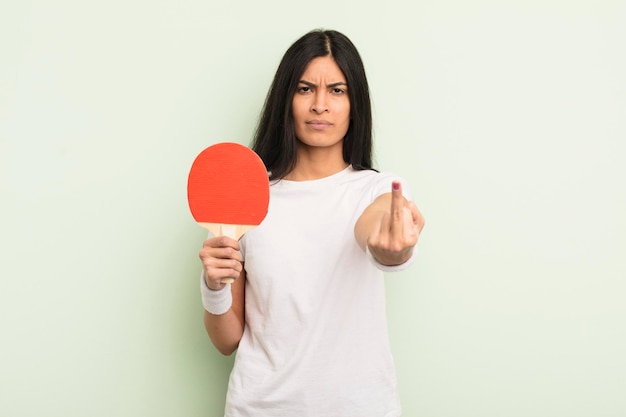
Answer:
top-left (225, 166), bottom-right (412, 417)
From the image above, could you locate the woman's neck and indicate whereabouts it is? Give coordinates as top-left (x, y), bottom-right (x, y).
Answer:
top-left (284, 146), bottom-right (349, 181)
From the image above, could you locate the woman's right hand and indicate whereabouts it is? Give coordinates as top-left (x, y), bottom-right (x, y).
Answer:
top-left (199, 236), bottom-right (243, 290)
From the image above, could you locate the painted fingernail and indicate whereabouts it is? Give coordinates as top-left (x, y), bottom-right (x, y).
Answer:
top-left (393, 182), bottom-right (400, 190)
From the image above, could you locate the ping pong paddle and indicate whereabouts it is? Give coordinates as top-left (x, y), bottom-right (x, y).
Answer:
top-left (187, 142), bottom-right (270, 283)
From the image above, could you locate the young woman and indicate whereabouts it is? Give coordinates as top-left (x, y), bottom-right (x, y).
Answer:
top-left (199, 29), bottom-right (425, 417)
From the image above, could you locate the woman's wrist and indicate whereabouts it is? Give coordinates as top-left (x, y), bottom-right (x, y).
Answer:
top-left (200, 272), bottom-right (232, 315)
top-left (365, 246), bottom-right (417, 272)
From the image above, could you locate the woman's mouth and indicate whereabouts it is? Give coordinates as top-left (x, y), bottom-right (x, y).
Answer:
top-left (306, 120), bottom-right (332, 130)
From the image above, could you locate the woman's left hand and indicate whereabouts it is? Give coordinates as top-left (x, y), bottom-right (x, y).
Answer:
top-left (356, 181), bottom-right (425, 266)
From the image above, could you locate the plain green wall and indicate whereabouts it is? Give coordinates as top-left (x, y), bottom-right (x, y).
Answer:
top-left (2, 1), bottom-right (625, 416)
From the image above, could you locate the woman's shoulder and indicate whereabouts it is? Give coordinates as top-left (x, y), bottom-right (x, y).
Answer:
top-left (347, 166), bottom-right (405, 185)
top-left (346, 167), bottom-right (412, 200)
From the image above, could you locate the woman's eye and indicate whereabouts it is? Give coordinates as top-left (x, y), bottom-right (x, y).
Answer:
top-left (298, 86), bottom-right (311, 93)
top-left (332, 88), bottom-right (345, 94)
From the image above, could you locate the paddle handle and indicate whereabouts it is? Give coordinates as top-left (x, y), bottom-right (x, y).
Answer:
top-left (219, 225), bottom-right (237, 284)
top-left (200, 223), bottom-right (255, 284)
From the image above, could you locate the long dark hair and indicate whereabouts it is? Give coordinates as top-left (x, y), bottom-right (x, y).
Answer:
top-left (251, 29), bottom-right (374, 180)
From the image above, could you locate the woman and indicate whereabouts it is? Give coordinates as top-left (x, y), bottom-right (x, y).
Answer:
top-left (199, 29), bottom-right (425, 417)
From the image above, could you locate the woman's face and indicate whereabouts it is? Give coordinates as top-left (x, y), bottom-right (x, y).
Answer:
top-left (292, 56), bottom-right (351, 151)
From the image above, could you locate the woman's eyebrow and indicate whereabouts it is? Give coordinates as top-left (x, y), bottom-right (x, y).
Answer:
top-left (298, 80), bottom-right (348, 88)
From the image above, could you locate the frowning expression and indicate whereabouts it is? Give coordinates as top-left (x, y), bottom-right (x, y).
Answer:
top-left (292, 56), bottom-right (351, 150)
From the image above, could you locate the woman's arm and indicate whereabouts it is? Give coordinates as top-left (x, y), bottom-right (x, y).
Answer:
top-left (199, 236), bottom-right (246, 356)
top-left (354, 181), bottom-right (425, 266)
top-left (203, 269), bottom-right (245, 356)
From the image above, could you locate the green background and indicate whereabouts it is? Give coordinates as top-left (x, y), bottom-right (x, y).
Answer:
top-left (2, 0), bottom-right (625, 416)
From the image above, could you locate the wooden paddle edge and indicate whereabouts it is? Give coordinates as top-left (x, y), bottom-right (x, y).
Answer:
top-left (199, 222), bottom-right (258, 241)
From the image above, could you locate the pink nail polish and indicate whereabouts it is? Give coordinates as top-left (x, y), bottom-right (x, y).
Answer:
top-left (393, 182), bottom-right (400, 190)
